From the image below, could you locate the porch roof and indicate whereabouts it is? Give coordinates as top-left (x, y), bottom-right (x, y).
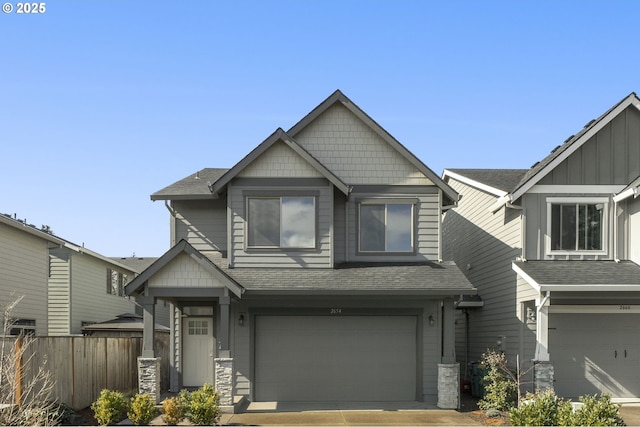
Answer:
top-left (205, 253), bottom-right (476, 296)
top-left (513, 260), bottom-right (640, 292)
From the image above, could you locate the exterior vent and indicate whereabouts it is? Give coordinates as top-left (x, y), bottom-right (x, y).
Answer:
top-left (530, 161), bottom-right (540, 168)
top-left (551, 145), bottom-right (561, 153)
top-left (563, 135), bottom-right (574, 144)
top-left (584, 119), bottom-right (596, 128)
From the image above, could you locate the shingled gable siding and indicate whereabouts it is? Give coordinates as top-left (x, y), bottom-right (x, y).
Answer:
top-left (237, 141), bottom-right (324, 178)
top-left (539, 106), bottom-right (640, 186)
top-left (442, 179), bottom-right (524, 367)
top-left (229, 182), bottom-right (333, 268)
top-left (149, 252), bottom-right (228, 288)
top-left (173, 199), bottom-right (228, 253)
top-left (293, 103), bottom-right (434, 186)
top-left (0, 223), bottom-right (49, 335)
top-left (48, 249), bottom-right (71, 335)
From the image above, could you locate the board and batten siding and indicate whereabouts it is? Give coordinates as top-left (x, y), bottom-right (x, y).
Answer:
top-left (48, 249), bottom-right (71, 335)
top-left (228, 183), bottom-right (333, 268)
top-left (540, 106), bottom-right (640, 186)
top-left (628, 197), bottom-right (640, 264)
top-left (293, 103), bottom-right (433, 186)
top-left (70, 253), bottom-right (136, 334)
top-left (173, 199), bottom-right (228, 253)
top-left (346, 191), bottom-right (441, 262)
top-left (443, 179), bottom-right (523, 366)
top-left (0, 223), bottom-right (49, 335)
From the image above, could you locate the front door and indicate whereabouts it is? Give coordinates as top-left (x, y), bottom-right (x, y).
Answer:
top-left (182, 317), bottom-right (215, 387)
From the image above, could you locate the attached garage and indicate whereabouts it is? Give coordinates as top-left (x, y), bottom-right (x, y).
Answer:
top-left (254, 315), bottom-right (418, 401)
top-left (550, 313), bottom-right (640, 399)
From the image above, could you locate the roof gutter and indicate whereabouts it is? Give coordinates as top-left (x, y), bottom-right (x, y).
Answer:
top-left (612, 185), bottom-right (640, 203)
top-left (489, 193), bottom-right (511, 214)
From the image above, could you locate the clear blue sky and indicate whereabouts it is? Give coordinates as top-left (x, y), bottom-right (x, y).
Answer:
top-left (2, 1), bottom-right (639, 257)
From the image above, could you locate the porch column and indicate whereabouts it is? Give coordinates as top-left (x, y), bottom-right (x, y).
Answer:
top-left (438, 297), bottom-right (459, 409)
top-left (215, 295), bottom-right (234, 412)
top-left (138, 295), bottom-right (160, 403)
top-left (535, 293), bottom-right (550, 361)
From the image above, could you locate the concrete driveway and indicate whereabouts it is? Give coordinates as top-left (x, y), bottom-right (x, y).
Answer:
top-left (219, 401), bottom-right (483, 426)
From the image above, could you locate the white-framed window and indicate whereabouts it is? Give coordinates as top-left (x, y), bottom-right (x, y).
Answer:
top-left (247, 196), bottom-right (316, 249)
top-left (546, 197), bottom-right (608, 254)
top-left (358, 201), bottom-right (414, 253)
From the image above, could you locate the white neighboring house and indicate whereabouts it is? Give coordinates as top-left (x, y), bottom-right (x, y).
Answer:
top-left (0, 212), bottom-right (164, 335)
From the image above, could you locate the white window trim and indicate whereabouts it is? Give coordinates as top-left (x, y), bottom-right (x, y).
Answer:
top-left (357, 200), bottom-right (416, 254)
top-left (545, 196), bottom-right (609, 256)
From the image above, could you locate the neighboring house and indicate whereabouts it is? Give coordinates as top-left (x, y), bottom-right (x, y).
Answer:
top-left (0, 212), bottom-right (161, 335)
top-left (125, 90), bottom-right (476, 411)
top-left (442, 92), bottom-right (640, 400)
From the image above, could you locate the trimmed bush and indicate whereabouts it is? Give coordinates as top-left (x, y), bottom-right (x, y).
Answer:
top-left (162, 395), bottom-right (186, 425)
top-left (566, 394), bottom-right (625, 426)
top-left (185, 384), bottom-right (221, 426)
top-left (477, 351), bottom-right (518, 411)
top-left (91, 389), bottom-right (127, 426)
top-left (510, 389), bottom-right (572, 426)
top-left (127, 393), bottom-right (158, 426)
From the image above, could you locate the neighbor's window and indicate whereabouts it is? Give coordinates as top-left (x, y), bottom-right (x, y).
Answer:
top-left (550, 202), bottom-right (604, 251)
top-left (359, 203), bottom-right (414, 252)
top-left (247, 196), bottom-right (316, 248)
top-left (106, 269), bottom-right (128, 296)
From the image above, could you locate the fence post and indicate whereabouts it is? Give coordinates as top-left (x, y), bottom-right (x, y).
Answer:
top-left (15, 337), bottom-right (22, 406)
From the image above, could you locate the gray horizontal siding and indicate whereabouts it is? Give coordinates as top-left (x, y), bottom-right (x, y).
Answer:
top-left (443, 179), bottom-right (523, 365)
top-left (173, 199), bottom-right (227, 253)
top-left (48, 251), bottom-right (70, 335)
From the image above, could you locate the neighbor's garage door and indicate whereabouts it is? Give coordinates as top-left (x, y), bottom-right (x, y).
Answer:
top-left (550, 313), bottom-right (640, 399)
top-left (255, 315), bottom-right (417, 401)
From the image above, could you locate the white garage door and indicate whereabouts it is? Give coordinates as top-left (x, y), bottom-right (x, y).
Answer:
top-left (550, 313), bottom-right (640, 399)
top-left (255, 315), bottom-right (417, 401)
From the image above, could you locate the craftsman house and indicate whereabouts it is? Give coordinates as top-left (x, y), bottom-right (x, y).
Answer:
top-left (443, 92), bottom-right (640, 400)
top-left (125, 90), bottom-right (476, 411)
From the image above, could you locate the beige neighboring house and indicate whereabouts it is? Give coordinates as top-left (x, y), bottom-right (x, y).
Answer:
top-left (0, 212), bottom-right (164, 335)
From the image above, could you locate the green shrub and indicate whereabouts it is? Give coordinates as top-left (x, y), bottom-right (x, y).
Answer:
top-left (565, 394), bottom-right (625, 426)
top-left (185, 384), bottom-right (221, 426)
top-left (477, 351), bottom-right (518, 411)
top-left (162, 395), bottom-right (186, 425)
top-left (510, 389), bottom-right (572, 426)
top-left (91, 389), bottom-right (127, 426)
top-left (127, 393), bottom-right (157, 426)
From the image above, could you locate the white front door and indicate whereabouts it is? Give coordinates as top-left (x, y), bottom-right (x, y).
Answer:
top-left (182, 317), bottom-right (215, 387)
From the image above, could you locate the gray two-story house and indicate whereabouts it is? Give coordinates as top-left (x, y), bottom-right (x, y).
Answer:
top-left (125, 90), bottom-right (476, 411)
top-left (443, 92), bottom-right (640, 400)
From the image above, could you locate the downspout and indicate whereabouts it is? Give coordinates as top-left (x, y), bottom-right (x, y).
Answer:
top-left (345, 197), bottom-right (349, 263)
top-left (164, 201), bottom-right (177, 247)
top-left (614, 199), bottom-right (619, 262)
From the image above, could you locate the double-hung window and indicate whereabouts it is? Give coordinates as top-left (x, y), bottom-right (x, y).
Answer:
top-left (247, 196), bottom-right (316, 249)
top-left (359, 201), bottom-right (414, 253)
top-left (547, 197), bottom-right (607, 253)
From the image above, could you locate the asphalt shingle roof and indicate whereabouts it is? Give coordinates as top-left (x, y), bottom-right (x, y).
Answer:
top-left (446, 169), bottom-right (528, 193)
top-left (204, 252), bottom-right (475, 295)
top-left (513, 260), bottom-right (640, 286)
top-left (151, 168), bottom-right (229, 200)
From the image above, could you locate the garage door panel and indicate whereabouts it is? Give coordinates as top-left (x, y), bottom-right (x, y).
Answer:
top-left (550, 314), bottom-right (640, 399)
top-left (255, 315), bottom-right (417, 402)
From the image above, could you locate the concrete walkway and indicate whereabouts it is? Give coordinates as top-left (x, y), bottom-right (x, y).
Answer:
top-left (218, 401), bottom-right (482, 426)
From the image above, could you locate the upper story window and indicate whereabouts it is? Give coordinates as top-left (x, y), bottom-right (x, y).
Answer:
top-left (107, 269), bottom-right (128, 296)
top-left (359, 201), bottom-right (414, 253)
top-left (547, 197), bottom-right (608, 253)
top-left (247, 196), bottom-right (316, 249)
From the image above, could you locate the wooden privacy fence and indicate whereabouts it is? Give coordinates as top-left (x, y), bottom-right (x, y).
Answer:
top-left (6, 335), bottom-right (169, 410)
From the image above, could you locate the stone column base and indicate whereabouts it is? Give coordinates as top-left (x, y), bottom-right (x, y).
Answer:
top-left (215, 358), bottom-right (234, 413)
top-left (138, 357), bottom-right (161, 403)
top-left (534, 361), bottom-right (554, 392)
top-left (437, 363), bottom-right (460, 409)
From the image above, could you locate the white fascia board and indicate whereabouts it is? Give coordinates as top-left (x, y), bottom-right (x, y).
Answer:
top-left (540, 284), bottom-right (640, 292)
top-left (530, 185), bottom-right (625, 194)
top-left (511, 96), bottom-right (640, 203)
top-left (512, 262), bottom-right (541, 293)
top-left (613, 186), bottom-right (640, 203)
top-left (489, 194), bottom-right (512, 214)
top-left (442, 169), bottom-right (507, 198)
top-left (550, 305), bottom-right (640, 314)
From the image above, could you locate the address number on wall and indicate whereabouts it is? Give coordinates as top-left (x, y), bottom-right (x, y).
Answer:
top-left (330, 308), bottom-right (342, 314)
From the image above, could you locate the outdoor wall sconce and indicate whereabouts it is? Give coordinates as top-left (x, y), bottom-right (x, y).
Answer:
top-left (238, 314), bottom-right (245, 327)
top-left (428, 315), bottom-right (435, 326)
